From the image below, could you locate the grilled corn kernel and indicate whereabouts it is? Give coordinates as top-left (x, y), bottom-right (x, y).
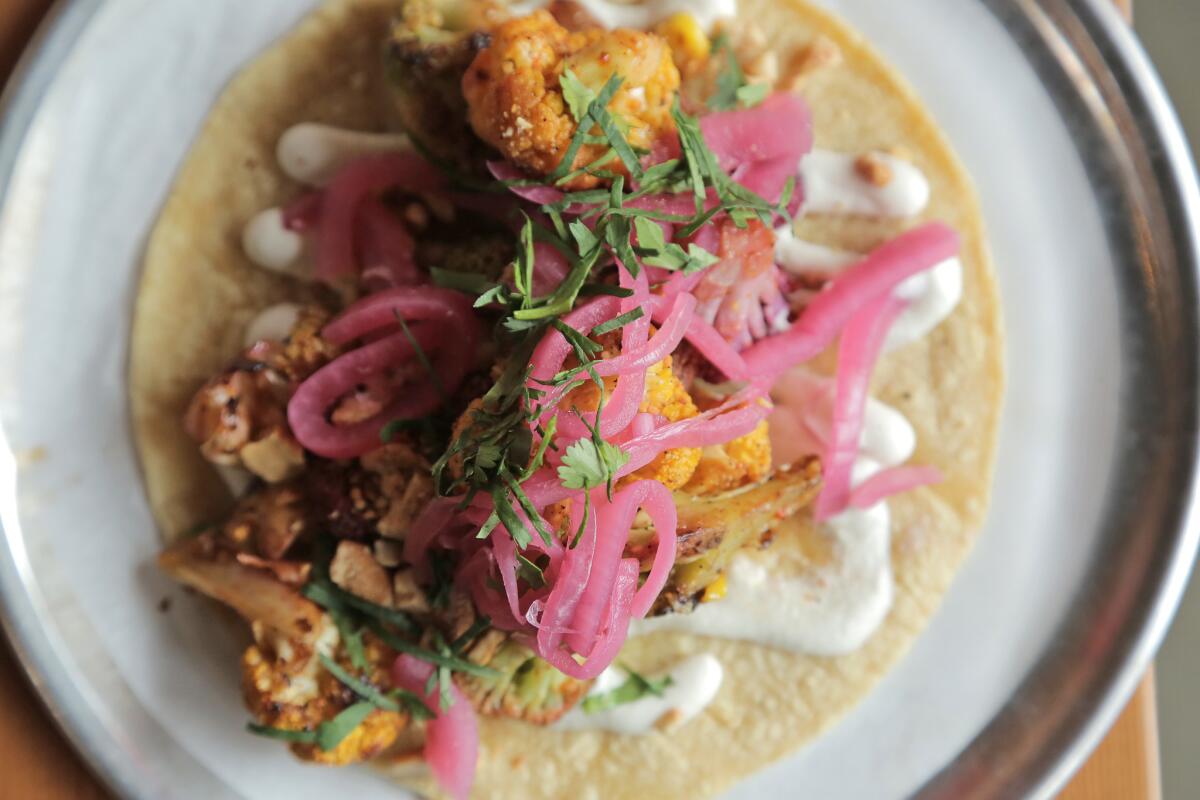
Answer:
top-left (701, 573), bottom-right (729, 603)
top-left (656, 13), bottom-right (710, 65)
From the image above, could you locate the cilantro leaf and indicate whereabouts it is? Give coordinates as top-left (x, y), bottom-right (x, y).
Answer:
top-left (735, 82), bottom-right (769, 108)
top-left (581, 668), bottom-right (674, 714)
top-left (560, 68), bottom-right (596, 123)
top-left (314, 702), bottom-right (376, 751)
top-left (558, 437), bottom-right (629, 490)
top-left (633, 216), bottom-right (668, 252)
top-left (708, 34), bottom-right (768, 111)
top-left (683, 242), bottom-right (721, 273)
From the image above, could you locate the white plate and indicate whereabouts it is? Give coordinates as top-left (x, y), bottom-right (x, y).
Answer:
top-left (0, 1), bottom-right (1197, 798)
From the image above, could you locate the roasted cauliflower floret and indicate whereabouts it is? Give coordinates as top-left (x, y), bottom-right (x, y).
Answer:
top-left (222, 482), bottom-right (308, 559)
top-left (386, 1), bottom-right (496, 168)
top-left (456, 635), bottom-right (589, 724)
top-left (184, 305), bottom-right (334, 482)
top-left (159, 532), bottom-right (325, 643)
top-left (625, 356), bottom-right (702, 489)
top-left (682, 419), bottom-right (772, 494)
top-left (692, 218), bottom-right (788, 351)
top-left (560, 351), bottom-right (700, 490)
top-left (461, 10), bottom-right (680, 189)
top-left (648, 457), bottom-right (823, 614)
top-left (242, 633), bottom-right (408, 765)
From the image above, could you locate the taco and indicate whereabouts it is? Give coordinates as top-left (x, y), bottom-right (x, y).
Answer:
top-left (130, 0), bottom-right (1003, 797)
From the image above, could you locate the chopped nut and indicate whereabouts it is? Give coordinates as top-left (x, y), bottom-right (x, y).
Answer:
top-left (785, 35), bottom-right (843, 91)
top-left (392, 568), bottom-right (431, 614)
top-left (374, 539), bottom-right (405, 569)
top-left (420, 192), bottom-right (456, 224)
top-left (440, 586), bottom-right (477, 641)
top-left (240, 428), bottom-right (306, 483)
top-left (745, 51), bottom-right (778, 87)
top-left (465, 628), bottom-right (507, 666)
top-left (222, 483), bottom-right (307, 559)
top-left (330, 541), bottom-right (395, 607)
top-left (741, 24), bottom-right (767, 51)
top-left (545, 0), bottom-right (601, 31)
top-left (359, 442), bottom-right (433, 539)
top-left (235, 553), bottom-right (312, 587)
top-left (854, 153), bottom-right (894, 187)
top-left (655, 708), bottom-right (686, 731)
top-left (403, 202), bottom-right (430, 230)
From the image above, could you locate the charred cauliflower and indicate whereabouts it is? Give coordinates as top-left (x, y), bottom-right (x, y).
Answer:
top-left (386, 0), bottom-right (498, 168)
top-left (624, 356), bottom-right (702, 489)
top-left (242, 629), bottom-right (410, 766)
top-left (461, 10), bottom-right (680, 188)
top-left (682, 419), bottom-right (772, 494)
top-left (184, 305), bottom-right (334, 482)
top-left (456, 634), bottom-right (589, 724)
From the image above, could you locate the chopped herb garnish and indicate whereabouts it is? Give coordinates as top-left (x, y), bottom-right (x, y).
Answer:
top-left (396, 313), bottom-right (445, 401)
top-left (581, 667), bottom-right (674, 714)
top-left (365, 619), bottom-right (501, 679)
top-left (430, 267), bottom-right (499, 295)
top-left (247, 701), bottom-right (377, 751)
top-left (320, 653), bottom-right (402, 712)
top-left (633, 216), bottom-right (721, 273)
top-left (329, 607), bottom-right (369, 671)
top-left (318, 655), bottom-right (437, 723)
top-left (560, 68), bottom-right (597, 124)
top-left (708, 33), bottom-right (769, 111)
top-left (591, 307), bottom-right (645, 337)
top-left (302, 577), bottom-right (418, 634)
top-left (516, 552), bottom-right (547, 588)
top-left (246, 722), bottom-right (319, 745)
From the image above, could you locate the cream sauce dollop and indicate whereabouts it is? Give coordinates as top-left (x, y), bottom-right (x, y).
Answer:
top-left (276, 123), bottom-right (409, 186)
top-left (636, 390), bottom-right (913, 655)
top-left (799, 149), bottom-right (931, 218)
top-left (555, 654), bottom-right (724, 734)
top-left (242, 207), bottom-right (306, 275)
top-left (243, 302), bottom-right (303, 347)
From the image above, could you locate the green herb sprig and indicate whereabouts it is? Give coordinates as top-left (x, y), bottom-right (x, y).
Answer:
top-left (581, 666), bottom-right (674, 714)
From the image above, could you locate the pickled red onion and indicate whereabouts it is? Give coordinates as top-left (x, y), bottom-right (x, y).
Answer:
top-left (539, 558), bottom-right (638, 680)
top-left (322, 286), bottom-right (479, 345)
top-left (647, 295), bottom-right (749, 380)
top-left (814, 294), bottom-right (907, 521)
top-left (358, 199), bottom-right (419, 287)
top-left (533, 241), bottom-right (571, 296)
top-left (391, 655), bottom-right (478, 800)
top-left (404, 498), bottom-right (459, 579)
top-left (287, 324), bottom-right (446, 458)
top-left (487, 160), bottom-right (565, 206)
top-left (849, 464), bottom-right (943, 510)
top-left (315, 153), bottom-right (445, 282)
top-left (699, 92), bottom-right (813, 204)
top-left (743, 222), bottom-right (960, 379)
top-left (534, 492), bottom-right (598, 655)
top-left (617, 388), bottom-right (770, 477)
top-left (282, 191), bottom-right (322, 232)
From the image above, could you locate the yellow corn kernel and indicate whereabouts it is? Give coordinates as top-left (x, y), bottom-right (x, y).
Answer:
top-left (701, 573), bottom-right (729, 603)
top-left (656, 12), bottom-right (710, 65)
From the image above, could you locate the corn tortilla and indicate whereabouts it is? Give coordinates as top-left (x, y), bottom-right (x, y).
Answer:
top-left (129, 0), bottom-right (1004, 797)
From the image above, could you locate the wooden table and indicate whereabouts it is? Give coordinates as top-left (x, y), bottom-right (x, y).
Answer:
top-left (0, 0), bottom-right (1159, 798)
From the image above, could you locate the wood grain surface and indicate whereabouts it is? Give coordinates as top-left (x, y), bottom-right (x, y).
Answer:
top-left (0, 1), bottom-right (1158, 798)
